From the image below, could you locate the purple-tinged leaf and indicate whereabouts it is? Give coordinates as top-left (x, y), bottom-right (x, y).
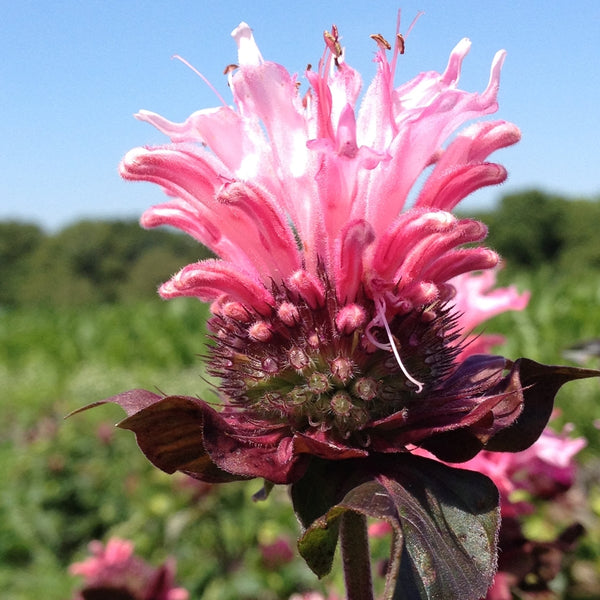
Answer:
top-left (379, 456), bottom-right (498, 600)
top-left (116, 395), bottom-right (244, 483)
top-left (293, 455), bottom-right (499, 599)
top-left (485, 359), bottom-right (600, 452)
top-left (422, 358), bottom-right (600, 461)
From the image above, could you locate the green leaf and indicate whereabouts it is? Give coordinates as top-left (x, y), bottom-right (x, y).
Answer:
top-left (379, 456), bottom-right (499, 600)
top-left (293, 455), bottom-right (499, 600)
top-left (291, 458), bottom-right (361, 530)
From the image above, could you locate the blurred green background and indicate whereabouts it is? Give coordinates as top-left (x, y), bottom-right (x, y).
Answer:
top-left (2, 189), bottom-right (600, 598)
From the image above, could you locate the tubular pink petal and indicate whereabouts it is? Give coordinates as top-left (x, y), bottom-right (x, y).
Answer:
top-left (336, 103), bottom-right (360, 158)
top-left (119, 146), bottom-right (225, 209)
top-left (141, 203), bottom-right (222, 246)
top-left (370, 210), bottom-right (456, 282)
top-left (483, 50), bottom-right (507, 104)
top-left (231, 22), bottom-right (263, 66)
top-left (461, 120), bottom-right (521, 163)
top-left (230, 39), bottom-right (307, 179)
top-left (355, 49), bottom-right (396, 153)
top-left (415, 120), bottom-right (520, 211)
top-left (329, 62), bottom-right (363, 122)
top-left (248, 321), bottom-right (273, 342)
top-left (219, 300), bottom-right (252, 322)
top-left (335, 220), bottom-right (375, 303)
top-left (335, 304), bottom-right (367, 335)
top-left (408, 281), bottom-right (440, 306)
top-left (137, 107), bottom-right (266, 176)
top-left (159, 260), bottom-right (275, 316)
top-left (135, 109), bottom-right (203, 143)
top-left (217, 181), bottom-right (302, 278)
top-left (288, 270), bottom-right (325, 309)
top-left (305, 67), bottom-right (335, 142)
top-left (423, 248), bottom-right (500, 283)
top-left (391, 220), bottom-right (488, 292)
top-left (277, 302), bottom-right (300, 326)
top-left (416, 163), bottom-right (508, 211)
top-left (441, 38), bottom-right (471, 85)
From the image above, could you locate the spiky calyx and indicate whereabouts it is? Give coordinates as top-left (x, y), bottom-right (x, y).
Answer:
top-left (208, 274), bottom-right (461, 444)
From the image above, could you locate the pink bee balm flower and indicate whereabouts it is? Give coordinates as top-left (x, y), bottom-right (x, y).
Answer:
top-left (101, 21), bottom-right (600, 482)
top-left (69, 537), bottom-right (189, 600)
top-left (450, 270), bottom-right (530, 358)
top-left (83, 20), bottom-right (600, 600)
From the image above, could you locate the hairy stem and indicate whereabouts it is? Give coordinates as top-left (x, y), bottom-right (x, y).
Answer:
top-left (340, 511), bottom-right (374, 600)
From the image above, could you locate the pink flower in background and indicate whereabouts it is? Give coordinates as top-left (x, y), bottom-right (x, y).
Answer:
top-left (289, 593), bottom-right (342, 600)
top-left (450, 270), bottom-right (530, 358)
top-left (259, 535), bottom-right (295, 569)
top-left (455, 422), bottom-right (585, 516)
top-left (504, 422), bottom-right (586, 499)
top-left (69, 537), bottom-right (188, 600)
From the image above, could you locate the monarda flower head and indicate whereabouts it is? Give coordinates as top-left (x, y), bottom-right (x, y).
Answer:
top-left (83, 19), bottom-right (599, 600)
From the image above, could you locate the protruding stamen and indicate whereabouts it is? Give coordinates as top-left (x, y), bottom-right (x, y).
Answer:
top-left (171, 54), bottom-right (229, 107)
top-left (368, 298), bottom-right (424, 393)
top-left (324, 25), bottom-right (342, 58)
top-left (370, 33), bottom-right (392, 50)
top-left (396, 33), bottom-right (405, 55)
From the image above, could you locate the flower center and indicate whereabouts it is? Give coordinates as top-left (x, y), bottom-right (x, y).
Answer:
top-left (208, 277), bottom-right (460, 441)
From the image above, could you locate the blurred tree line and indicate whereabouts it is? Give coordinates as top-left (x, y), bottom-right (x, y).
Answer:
top-left (469, 190), bottom-right (600, 272)
top-left (1, 189), bottom-right (599, 308)
top-left (0, 220), bottom-right (211, 308)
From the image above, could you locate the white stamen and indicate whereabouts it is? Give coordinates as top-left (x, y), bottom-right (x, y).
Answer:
top-left (371, 297), bottom-right (424, 393)
top-left (171, 54), bottom-right (229, 107)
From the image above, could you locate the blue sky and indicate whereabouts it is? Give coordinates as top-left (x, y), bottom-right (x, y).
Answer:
top-left (2, 1), bottom-right (599, 230)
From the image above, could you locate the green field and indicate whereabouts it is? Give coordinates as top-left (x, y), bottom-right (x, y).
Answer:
top-left (2, 269), bottom-right (600, 598)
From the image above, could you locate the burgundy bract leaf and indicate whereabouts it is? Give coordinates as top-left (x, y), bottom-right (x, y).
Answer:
top-left (486, 358), bottom-right (600, 452)
top-left (201, 410), bottom-right (309, 484)
top-left (421, 358), bottom-right (600, 462)
top-left (116, 395), bottom-right (244, 483)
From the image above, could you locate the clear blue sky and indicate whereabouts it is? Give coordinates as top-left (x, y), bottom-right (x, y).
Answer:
top-left (2, 1), bottom-right (599, 230)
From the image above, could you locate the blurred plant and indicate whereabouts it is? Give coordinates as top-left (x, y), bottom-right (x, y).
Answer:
top-left (77, 16), bottom-right (600, 600)
top-left (69, 537), bottom-right (188, 600)
top-left (458, 423), bottom-right (587, 598)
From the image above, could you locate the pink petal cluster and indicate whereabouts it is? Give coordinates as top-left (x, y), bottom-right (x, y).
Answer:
top-left (69, 537), bottom-right (188, 600)
top-left (289, 593), bottom-right (342, 600)
top-left (450, 270), bottom-right (530, 358)
top-left (103, 20), bottom-right (599, 490)
top-left (122, 22), bottom-right (519, 321)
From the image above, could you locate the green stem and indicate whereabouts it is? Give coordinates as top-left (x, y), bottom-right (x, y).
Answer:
top-left (340, 511), bottom-right (374, 600)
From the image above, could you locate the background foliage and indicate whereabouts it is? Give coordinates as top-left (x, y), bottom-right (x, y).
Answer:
top-left (2, 189), bottom-right (600, 598)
